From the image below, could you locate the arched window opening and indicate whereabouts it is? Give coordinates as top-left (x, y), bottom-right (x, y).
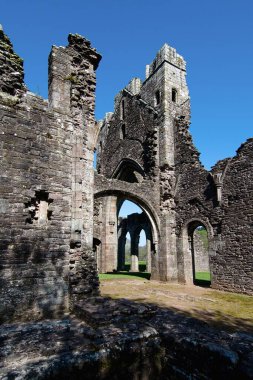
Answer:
top-left (93, 149), bottom-right (97, 169)
top-left (118, 200), bottom-right (142, 217)
top-left (154, 90), bottom-right (160, 106)
top-left (138, 229), bottom-right (147, 272)
top-left (188, 223), bottom-right (211, 286)
top-left (120, 124), bottom-right (126, 140)
top-left (113, 159), bottom-right (144, 183)
top-left (172, 88), bottom-right (177, 103)
top-left (120, 99), bottom-right (125, 120)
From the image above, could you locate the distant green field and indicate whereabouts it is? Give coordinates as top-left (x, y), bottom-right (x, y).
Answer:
top-left (195, 272), bottom-right (211, 281)
top-left (99, 272), bottom-right (150, 280)
top-left (99, 271), bottom-right (210, 283)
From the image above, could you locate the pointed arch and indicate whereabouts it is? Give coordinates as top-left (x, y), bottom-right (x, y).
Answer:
top-left (112, 159), bottom-right (145, 183)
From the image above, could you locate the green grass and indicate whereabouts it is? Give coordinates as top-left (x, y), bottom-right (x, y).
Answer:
top-left (99, 271), bottom-right (151, 280)
top-left (99, 271), bottom-right (210, 282)
top-left (195, 271), bottom-right (211, 281)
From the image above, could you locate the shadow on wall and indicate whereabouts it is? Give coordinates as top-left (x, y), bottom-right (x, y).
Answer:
top-left (0, 236), bottom-right (69, 324)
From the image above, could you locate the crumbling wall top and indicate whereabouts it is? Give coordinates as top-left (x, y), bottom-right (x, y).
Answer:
top-left (146, 43), bottom-right (186, 79)
top-left (67, 34), bottom-right (102, 69)
top-left (0, 25), bottom-right (26, 96)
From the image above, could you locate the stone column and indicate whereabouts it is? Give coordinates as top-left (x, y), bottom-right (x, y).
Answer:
top-left (130, 232), bottom-right (139, 272)
top-left (118, 236), bottom-right (126, 271)
top-left (100, 196), bottom-right (118, 272)
top-left (146, 238), bottom-right (151, 273)
top-left (49, 34), bottom-right (102, 303)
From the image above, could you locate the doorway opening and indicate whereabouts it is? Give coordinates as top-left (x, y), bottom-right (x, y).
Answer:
top-left (117, 200), bottom-right (152, 276)
top-left (188, 222), bottom-right (211, 286)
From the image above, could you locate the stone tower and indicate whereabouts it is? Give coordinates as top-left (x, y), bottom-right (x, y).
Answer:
top-left (141, 44), bottom-right (191, 281)
top-left (94, 43), bottom-right (192, 281)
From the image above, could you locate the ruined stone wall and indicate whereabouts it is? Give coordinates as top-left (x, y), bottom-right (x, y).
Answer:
top-left (0, 30), bottom-right (101, 322)
top-left (0, 91), bottom-right (72, 322)
top-left (173, 114), bottom-right (253, 294)
top-left (97, 84), bottom-right (159, 182)
top-left (211, 139), bottom-right (253, 294)
top-left (174, 116), bottom-right (216, 229)
top-left (95, 41), bottom-right (252, 293)
top-left (0, 26), bottom-right (26, 96)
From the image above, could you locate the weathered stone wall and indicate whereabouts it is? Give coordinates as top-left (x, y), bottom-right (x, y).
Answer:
top-left (0, 90), bottom-right (72, 322)
top-left (0, 26), bottom-right (26, 96)
top-left (95, 42), bottom-right (252, 294)
top-left (97, 83), bottom-right (159, 182)
top-left (211, 139), bottom-right (253, 294)
top-left (0, 29), bottom-right (101, 323)
top-left (174, 115), bottom-right (216, 228)
top-left (173, 115), bottom-right (216, 283)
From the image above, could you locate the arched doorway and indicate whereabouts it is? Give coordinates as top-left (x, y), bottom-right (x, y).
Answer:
top-left (138, 230), bottom-right (147, 272)
top-left (188, 221), bottom-right (211, 286)
top-left (93, 192), bottom-right (159, 277)
top-left (117, 200), bottom-right (152, 273)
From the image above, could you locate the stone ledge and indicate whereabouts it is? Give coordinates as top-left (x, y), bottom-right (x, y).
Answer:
top-left (0, 298), bottom-right (252, 379)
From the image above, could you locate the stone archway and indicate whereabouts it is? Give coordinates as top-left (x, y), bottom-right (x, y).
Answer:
top-left (93, 188), bottom-right (160, 278)
top-left (178, 218), bottom-right (213, 285)
top-left (117, 209), bottom-right (152, 273)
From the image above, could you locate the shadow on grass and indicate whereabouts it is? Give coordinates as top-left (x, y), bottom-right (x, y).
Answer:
top-left (96, 293), bottom-right (253, 334)
top-left (185, 307), bottom-right (253, 333)
top-left (194, 279), bottom-right (211, 288)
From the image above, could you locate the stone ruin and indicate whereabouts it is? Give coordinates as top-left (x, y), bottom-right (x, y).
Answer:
top-left (0, 27), bottom-right (252, 379)
top-left (94, 44), bottom-right (253, 295)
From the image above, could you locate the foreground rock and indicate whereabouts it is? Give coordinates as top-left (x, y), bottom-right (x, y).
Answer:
top-left (0, 298), bottom-right (252, 379)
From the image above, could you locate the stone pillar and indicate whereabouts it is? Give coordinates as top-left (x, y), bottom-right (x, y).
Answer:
top-left (48, 46), bottom-right (71, 111)
top-left (100, 196), bottom-right (118, 272)
top-left (158, 213), bottom-right (178, 281)
top-left (118, 236), bottom-right (126, 271)
top-left (130, 232), bottom-right (139, 272)
top-left (48, 34), bottom-right (102, 303)
top-left (146, 238), bottom-right (151, 273)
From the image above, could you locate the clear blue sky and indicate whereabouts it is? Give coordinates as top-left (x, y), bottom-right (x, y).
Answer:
top-left (1, 0), bottom-right (253, 170)
top-left (119, 200), bottom-right (142, 218)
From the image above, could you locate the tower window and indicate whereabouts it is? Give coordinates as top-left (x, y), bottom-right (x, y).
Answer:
top-left (172, 88), bottom-right (177, 103)
top-left (155, 90), bottom-right (160, 106)
top-left (121, 99), bottom-right (125, 120)
top-left (120, 124), bottom-right (126, 140)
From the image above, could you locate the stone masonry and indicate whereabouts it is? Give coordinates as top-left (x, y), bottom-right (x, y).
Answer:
top-left (0, 27), bottom-right (253, 380)
top-left (94, 43), bottom-right (253, 295)
top-left (0, 27), bottom-right (101, 323)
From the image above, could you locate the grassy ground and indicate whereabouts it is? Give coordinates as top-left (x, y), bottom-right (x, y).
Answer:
top-left (99, 271), bottom-right (211, 282)
top-left (99, 277), bottom-right (253, 333)
top-left (99, 272), bottom-right (150, 280)
top-left (195, 271), bottom-right (211, 281)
